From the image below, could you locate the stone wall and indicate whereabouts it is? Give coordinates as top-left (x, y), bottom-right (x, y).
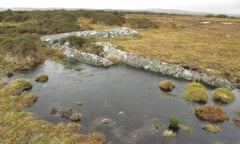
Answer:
top-left (41, 27), bottom-right (233, 89)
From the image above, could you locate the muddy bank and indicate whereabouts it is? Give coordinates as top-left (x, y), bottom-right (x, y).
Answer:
top-left (40, 27), bottom-right (232, 89)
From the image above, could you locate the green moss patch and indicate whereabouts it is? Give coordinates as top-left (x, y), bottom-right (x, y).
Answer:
top-left (195, 105), bottom-right (228, 122)
top-left (4, 79), bottom-right (32, 96)
top-left (151, 118), bottom-right (162, 129)
top-left (212, 88), bottom-right (235, 104)
top-left (35, 73), bottom-right (49, 82)
top-left (158, 80), bottom-right (175, 92)
top-left (183, 82), bottom-right (208, 103)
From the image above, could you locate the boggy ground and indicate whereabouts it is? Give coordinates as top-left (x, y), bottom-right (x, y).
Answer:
top-left (88, 13), bottom-right (240, 86)
top-left (0, 10), bottom-right (239, 143)
top-left (0, 80), bottom-right (104, 144)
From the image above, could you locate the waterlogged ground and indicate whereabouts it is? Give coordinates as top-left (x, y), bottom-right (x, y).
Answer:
top-left (6, 61), bottom-right (240, 144)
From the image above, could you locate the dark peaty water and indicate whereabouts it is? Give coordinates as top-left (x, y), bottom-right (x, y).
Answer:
top-left (9, 61), bottom-right (240, 144)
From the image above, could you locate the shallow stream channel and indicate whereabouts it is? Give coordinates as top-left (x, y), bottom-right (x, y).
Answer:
top-left (7, 60), bottom-right (240, 144)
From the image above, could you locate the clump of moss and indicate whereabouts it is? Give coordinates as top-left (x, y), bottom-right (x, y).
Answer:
top-left (179, 125), bottom-right (191, 133)
top-left (202, 124), bottom-right (221, 133)
top-left (74, 67), bottom-right (83, 71)
top-left (232, 118), bottom-right (240, 127)
top-left (195, 105), bottom-right (228, 122)
top-left (233, 108), bottom-right (240, 116)
top-left (162, 130), bottom-right (176, 138)
top-left (4, 79), bottom-right (32, 95)
top-left (212, 88), bottom-right (235, 104)
top-left (35, 73), bottom-right (49, 82)
top-left (183, 82), bottom-right (208, 103)
top-left (127, 18), bottom-right (159, 29)
top-left (105, 54), bottom-right (121, 64)
top-left (151, 118), bottom-right (162, 129)
top-left (168, 117), bottom-right (180, 131)
top-left (158, 80), bottom-right (175, 92)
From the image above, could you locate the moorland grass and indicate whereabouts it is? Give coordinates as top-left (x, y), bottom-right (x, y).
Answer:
top-left (0, 79), bottom-right (104, 144)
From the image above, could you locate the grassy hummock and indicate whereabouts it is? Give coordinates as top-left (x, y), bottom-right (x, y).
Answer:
top-left (183, 82), bottom-right (208, 103)
top-left (212, 87), bottom-right (235, 104)
top-left (4, 79), bottom-right (32, 95)
top-left (158, 80), bottom-right (175, 92)
top-left (202, 124), bottom-right (221, 133)
top-left (195, 105), bottom-right (228, 122)
top-left (35, 73), bottom-right (49, 82)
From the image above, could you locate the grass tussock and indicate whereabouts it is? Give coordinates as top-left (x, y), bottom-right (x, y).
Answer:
top-left (202, 124), bottom-right (221, 133)
top-left (4, 79), bottom-right (32, 96)
top-left (195, 105), bottom-right (228, 122)
top-left (158, 80), bottom-right (175, 92)
top-left (183, 82), bottom-right (208, 103)
top-left (35, 73), bottom-right (49, 82)
top-left (0, 79), bottom-right (104, 143)
top-left (212, 87), bottom-right (235, 104)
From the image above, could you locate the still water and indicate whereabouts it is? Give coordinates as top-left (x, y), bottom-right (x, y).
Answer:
top-left (10, 61), bottom-right (240, 144)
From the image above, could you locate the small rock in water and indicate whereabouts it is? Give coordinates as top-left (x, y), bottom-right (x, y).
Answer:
top-left (77, 101), bottom-right (83, 106)
top-left (70, 113), bottom-right (82, 122)
top-left (59, 108), bottom-right (73, 119)
top-left (50, 108), bottom-right (58, 115)
top-left (6, 71), bottom-right (14, 78)
top-left (101, 118), bottom-right (112, 124)
top-left (118, 111), bottom-right (125, 115)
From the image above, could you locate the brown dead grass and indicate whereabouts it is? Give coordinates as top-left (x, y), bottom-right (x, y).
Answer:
top-left (78, 14), bottom-right (240, 84)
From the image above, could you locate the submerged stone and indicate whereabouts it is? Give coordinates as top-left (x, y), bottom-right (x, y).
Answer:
top-left (101, 118), bottom-right (112, 125)
top-left (50, 108), bottom-right (58, 115)
top-left (59, 108), bottom-right (73, 119)
top-left (70, 113), bottom-right (82, 122)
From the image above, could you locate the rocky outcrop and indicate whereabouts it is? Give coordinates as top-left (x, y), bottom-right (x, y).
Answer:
top-left (40, 27), bottom-right (232, 89)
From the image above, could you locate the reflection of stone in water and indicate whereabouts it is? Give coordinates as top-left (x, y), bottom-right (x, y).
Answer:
top-left (103, 100), bottom-right (111, 108)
